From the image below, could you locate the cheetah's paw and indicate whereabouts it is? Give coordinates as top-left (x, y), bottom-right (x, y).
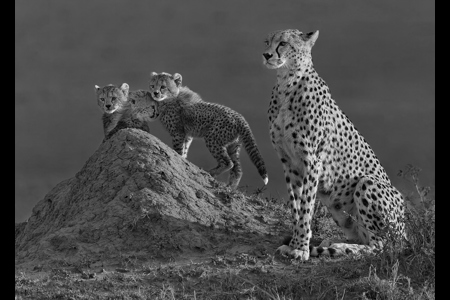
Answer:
top-left (276, 245), bottom-right (310, 261)
top-left (318, 238), bottom-right (354, 248)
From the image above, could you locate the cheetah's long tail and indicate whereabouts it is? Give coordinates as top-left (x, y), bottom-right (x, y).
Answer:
top-left (239, 120), bottom-right (269, 185)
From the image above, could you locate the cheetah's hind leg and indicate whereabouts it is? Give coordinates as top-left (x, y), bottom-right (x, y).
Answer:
top-left (205, 138), bottom-right (234, 180)
top-left (311, 175), bottom-right (406, 258)
top-left (351, 175), bottom-right (406, 249)
top-left (227, 142), bottom-right (242, 189)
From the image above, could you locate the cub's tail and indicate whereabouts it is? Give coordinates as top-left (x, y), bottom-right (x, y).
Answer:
top-left (238, 119), bottom-right (268, 185)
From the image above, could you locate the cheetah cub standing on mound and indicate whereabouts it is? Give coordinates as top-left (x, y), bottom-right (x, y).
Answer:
top-left (130, 72), bottom-right (268, 189)
top-left (95, 83), bottom-right (150, 139)
top-left (262, 29), bottom-right (405, 260)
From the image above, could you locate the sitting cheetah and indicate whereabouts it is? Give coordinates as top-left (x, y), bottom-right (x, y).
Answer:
top-left (128, 73), bottom-right (268, 189)
top-left (95, 83), bottom-right (150, 139)
top-left (262, 29), bottom-right (405, 260)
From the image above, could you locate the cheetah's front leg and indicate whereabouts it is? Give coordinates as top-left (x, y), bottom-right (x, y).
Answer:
top-left (171, 133), bottom-right (188, 157)
top-left (274, 156), bottom-right (307, 260)
top-left (181, 136), bottom-right (193, 159)
top-left (277, 157), bottom-right (320, 261)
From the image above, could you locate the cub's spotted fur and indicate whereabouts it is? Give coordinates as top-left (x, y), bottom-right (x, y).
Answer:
top-left (130, 72), bottom-right (268, 189)
top-left (262, 29), bottom-right (405, 260)
top-left (95, 83), bottom-right (150, 139)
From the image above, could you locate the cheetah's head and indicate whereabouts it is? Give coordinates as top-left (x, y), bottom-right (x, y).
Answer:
top-left (128, 89), bottom-right (159, 122)
top-left (95, 83), bottom-right (129, 114)
top-left (148, 72), bottom-right (182, 101)
top-left (262, 29), bottom-right (319, 70)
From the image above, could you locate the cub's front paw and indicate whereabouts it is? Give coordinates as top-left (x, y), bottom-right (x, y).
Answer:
top-left (276, 245), bottom-right (310, 261)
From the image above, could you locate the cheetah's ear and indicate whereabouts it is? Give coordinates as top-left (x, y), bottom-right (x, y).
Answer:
top-left (150, 72), bottom-right (158, 79)
top-left (95, 85), bottom-right (101, 94)
top-left (173, 73), bottom-right (182, 87)
top-left (305, 30), bottom-right (319, 47)
top-left (292, 29), bottom-right (303, 37)
top-left (120, 83), bottom-right (130, 97)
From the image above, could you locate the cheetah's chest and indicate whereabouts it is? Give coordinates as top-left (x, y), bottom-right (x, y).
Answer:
top-left (269, 97), bottom-right (302, 159)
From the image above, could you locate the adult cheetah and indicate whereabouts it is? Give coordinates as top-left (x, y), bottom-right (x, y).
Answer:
top-left (262, 29), bottom-right (405, 260)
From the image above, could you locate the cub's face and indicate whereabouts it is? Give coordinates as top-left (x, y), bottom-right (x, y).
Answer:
top-left (148, 72), bottom-right (182, 101)
top-left (128, 90), bottom-right (159, 122)
top-left (95, 83), bottom-right (129, 114)
top-left (262, 29), bottom-right (319, 69)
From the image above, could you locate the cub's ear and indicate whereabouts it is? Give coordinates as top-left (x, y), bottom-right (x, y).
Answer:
top-left (120, 83), bottom-right (130, 97)
top-left (292, 29), bottom-right (303, 37)
top-left (173, 73), bottom-right (182, 87)
top-left (95, 85), bottom-right (101, 93)
top-left (305, 30), bottom-right (319, 47)
top-left (150, 72), bottom-right (158, 78)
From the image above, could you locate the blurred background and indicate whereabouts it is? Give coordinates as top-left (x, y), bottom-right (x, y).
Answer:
top-left (15, 0), bottom-right (434, 223)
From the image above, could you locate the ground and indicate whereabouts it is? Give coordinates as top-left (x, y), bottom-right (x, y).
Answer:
top-left (15, 130), bottom-right (435, 300)
top-left (15, 197), bottom-right (435, 299)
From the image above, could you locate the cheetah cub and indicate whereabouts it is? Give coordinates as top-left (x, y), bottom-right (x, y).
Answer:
top-left (130, 72), bottom-right (268, 189)
top-left (263, 29), bottom-right (405, 260)
top-left (95, 83), bottom-right (150, 139)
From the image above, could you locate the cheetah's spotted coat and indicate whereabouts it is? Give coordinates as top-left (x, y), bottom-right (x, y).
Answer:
top-left (95, 83), bottom-right (150, 139)
top-left (129, 73), bottom-right (268, 189)
top-left (262, 29), bottom-right (405, 260)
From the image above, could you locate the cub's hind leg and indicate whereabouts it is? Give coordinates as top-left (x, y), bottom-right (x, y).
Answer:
top-left (227, 142), bottom-right (243, 189)
top-left (205, 136), bottom-right (234, 179)
top-left (181, 136), bottom-right (193, 159)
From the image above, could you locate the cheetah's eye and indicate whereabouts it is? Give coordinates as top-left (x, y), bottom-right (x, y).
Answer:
top-left (160, 85), bottom-right (166, 90)
top-left (279, 41), bottom-right (287, 46)
top-left (150, 85), bottom-right (155, 89)
top-left (264, 40), bottom-right (269, 46)
top-left (100, 97), bottom-right (105, 102)
top-left (111, 97), bottom-right (117, 101)
top-left (131, 99), bottom-right (136, 104)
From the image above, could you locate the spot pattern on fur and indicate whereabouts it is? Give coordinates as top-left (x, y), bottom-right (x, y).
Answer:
top-left (263, 29), bottom-right (405, 261)
top-left (131, 73), bottom-right (269, 188)
top-left (95, 84), bottom-right (150, 139)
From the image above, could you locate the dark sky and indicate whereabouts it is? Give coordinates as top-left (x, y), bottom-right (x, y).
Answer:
top-left (15, 0), bottom-right (435, 222)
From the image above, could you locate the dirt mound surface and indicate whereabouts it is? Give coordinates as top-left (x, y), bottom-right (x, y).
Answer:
top-left (15, 129), bottom-right (289, 269)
